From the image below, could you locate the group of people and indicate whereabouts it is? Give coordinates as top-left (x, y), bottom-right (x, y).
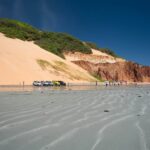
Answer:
top-left (104, 81), bottom-right (128, 87)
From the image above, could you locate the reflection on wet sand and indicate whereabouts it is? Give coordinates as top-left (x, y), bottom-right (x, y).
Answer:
top-left (0, 86), bottom-right (150, 150)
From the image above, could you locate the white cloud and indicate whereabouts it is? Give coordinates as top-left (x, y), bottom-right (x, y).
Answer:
top-left (13, 0), bottom-right (24, 19)
top-left (0, 5), bottom-right (4, 15)
top-left (0, 4), bottom-right (7, 17)
top-left (40, 0), bottom-right (57, 31)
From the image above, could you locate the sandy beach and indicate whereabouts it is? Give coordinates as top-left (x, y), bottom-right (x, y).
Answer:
top-left (0, 85), bottom-right (150, 150)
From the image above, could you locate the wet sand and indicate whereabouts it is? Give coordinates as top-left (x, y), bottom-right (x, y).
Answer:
top-left (0, 86), bottom-right (150, 150)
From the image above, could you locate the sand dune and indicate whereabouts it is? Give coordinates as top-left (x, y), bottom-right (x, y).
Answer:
top-left (0, 86), bottom-right (150, 150)
top-left (64, 49), bottom-right (125, 64)
top-left (91, 49), bottom-right (125, 63)
top-left (0, 33), bottom-right (95, 85)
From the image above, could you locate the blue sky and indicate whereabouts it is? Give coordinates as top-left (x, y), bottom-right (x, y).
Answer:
top-left (0, 0), bottom-right (150, 65)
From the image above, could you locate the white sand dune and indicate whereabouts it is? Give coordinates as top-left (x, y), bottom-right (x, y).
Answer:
top-left (0, 86), bottom-right (150, 150)
top-left (0, 33), bottom-right (95, 85)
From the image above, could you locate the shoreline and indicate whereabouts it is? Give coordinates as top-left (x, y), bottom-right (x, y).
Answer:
top-left (0, 81), bottom-right (150, 87)
top-left (0, 82), bottom-right (150, 92)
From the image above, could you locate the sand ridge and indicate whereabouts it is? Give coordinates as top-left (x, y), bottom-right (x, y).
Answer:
top-left (0, 86), bottom-right (150, 150)
top-left (64, 49), bottom-right (125, 64)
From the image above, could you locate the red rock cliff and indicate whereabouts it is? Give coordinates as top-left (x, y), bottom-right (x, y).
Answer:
top-left (72, 61), bottom-right (150, 82)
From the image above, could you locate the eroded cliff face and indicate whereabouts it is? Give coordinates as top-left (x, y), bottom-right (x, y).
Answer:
top-left (64, 49), bottom-right (125, 64)
top-left (64, 49), bottom-right (150, 82)
top-left (73, 61), bottom-right (150, 82)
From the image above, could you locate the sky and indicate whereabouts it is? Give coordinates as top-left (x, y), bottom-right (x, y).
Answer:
top-left (0, 0), bottom-right (150, 66)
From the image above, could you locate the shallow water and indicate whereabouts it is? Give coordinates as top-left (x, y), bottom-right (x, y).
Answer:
top-left (0, 85), bottom-right (104, 92)
top-left (0, 86), bottom-right (150, 150)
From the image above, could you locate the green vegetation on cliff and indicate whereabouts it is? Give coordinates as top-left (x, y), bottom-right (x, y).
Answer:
top-left (0, 18), bottom-right (91, 58)
top-left (85, 42), bottom-right (119, 58)
top-left (0, 18), bottom-right (41, 40)
top-left (34, 32), bottom-right (92, 58)
top-left (0, 18), bottom-right (119, 58)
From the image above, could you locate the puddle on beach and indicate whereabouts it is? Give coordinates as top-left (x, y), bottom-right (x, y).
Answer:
top-left (0, 85), bottom-right (150, 150)
top-left (0, 85), bottom-right (105, 92)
